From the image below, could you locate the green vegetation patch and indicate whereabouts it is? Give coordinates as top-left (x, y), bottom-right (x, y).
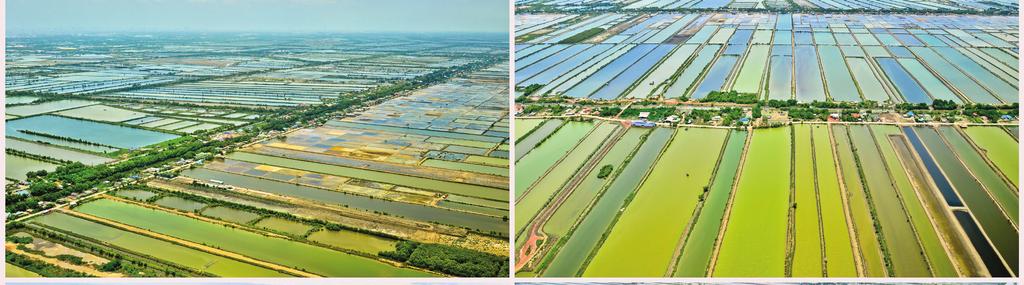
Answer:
top-left (558, 28), bottom-right (605, 44)
top-left (380, 241), bottom-right (508, 277)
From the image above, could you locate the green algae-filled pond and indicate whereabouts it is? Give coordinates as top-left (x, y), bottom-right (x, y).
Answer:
top-left (515, 121), bottom-right (594, 198)
top-left (964, 126), bottom-right (1018, 187)
top-left (6, 263), bottom-right (42, 277)
top-left (541, 127), bottom-right (673, 277)
top-left (31, 212), bottom-right (291, 277)
top-left (516, 123), bottom-right (617, 235)
top-left (255, 217), bottom-right (315, 236)
top-left (811, 125), bottom-right (857, 277)
top-left (307, 229), bottom-right (398, 255)
top-left (6, 155), bottom-right (59, 181)
top-left (73, 199), bottom-right (433, 277)
top-left (585, 127), bottom-right (727, 277)
top-left (542, 127), bottom-right (647, 238)
top-left (201, 206), bottom-right (262, 224)
top-left (674, 130), bottom-right (746, 277)
top-left (713, 127), bottom-right (790, 277)
top-left (792, 125), bottom-right (822, 277)
top-left (848, 125), bottom-right (930, 276)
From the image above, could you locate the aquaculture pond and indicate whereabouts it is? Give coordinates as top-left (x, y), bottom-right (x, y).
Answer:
top-left (514, 119), bottom-right (545, 140)
top-left (585, 128), bottom-right (726, 277)
top-left (201, 206), bottom-right (262, 224)
top-left (154, 196), bottom-right (208, 212)
top-left (5, 100), bottom-right (97, 117)
top-left (674, 130), bottom-right (746, 276)
top-left (30, 212), bottom-right (291, 277)
top-left (255, 217), bottom-right (315, 236)
top-left (794, 46), bottom-right (826, 102)
top-left (907, 127), bottom-right (1018, 272)
top-left (515, 121), bottom-right (595, 198)
top-left (871, 125), bottom-right (958, 277)
top-left (665, 44), bottom-right (721, 98)
top-left (811, 124), bottom-right (857, 277)
top-left (626, 44), bottom-right (699, 98)
top-left (953, 210), bottom-right (1013, 277)
top-left (590, 44), bottom-right (675, 100)
top-left (848, 125), bottom-right (930, 276)
top-left (792, 125), bottom-right (822, 277)
top-left (845, 57), bottom-right (889, 102)
top-left (307, 230), bottom-right (398, 254)
top-left (963, 127), bottom-right (1018, 187)
top-left (564, 44), bottom-right (658, 98)
top-left (542, 127), bottom-right (647, 238)
top-left (183, 168), bottom-right (507, 234)
top-left (938, 127), bottom-right (1017, 223)
top-left (115, 190), bottom-right (158, 201)
top-left (540, 127), bottom-right (672, 277)
top-left (713, 127), bottom-right (790, 277)
top-left (818, 46), bottom-right (859, 101)
top-left (690, 55), bottom-right (739, 100)
top-left (516, 123), bottom-right (617, 235)
top-left (6, 263), bottom-right (41, 277)
top-left (876, 57), bottom-right (930, 103)
top-left (767, 52), bottom-right (793, 100)
top-left (73, 199), bottom-right (433, 277)
top-left (833, 125), bottom-right (886, 277)
top-left (732, 45), bottom-right (769, 94)
top-left (226, 152), bottom-right (506, 202)
top-left (6, 139), bottom-right (113, 165)
top-left (6, 155), bottom-right (59, 181)
top-left (7, 115), bottom-right (179, 150)
top-left (520, 45), bottom-right (615, 87)
top-left (518, 13), bottom-right (1019, 105)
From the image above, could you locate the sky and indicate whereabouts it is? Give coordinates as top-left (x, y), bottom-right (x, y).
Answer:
top-left (7, 0), bottom-right (508, 35)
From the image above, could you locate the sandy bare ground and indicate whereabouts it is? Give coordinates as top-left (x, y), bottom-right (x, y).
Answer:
top-left (12, 232), bottom-right (109, 265)
top-left (58, 209), bottom-right (316, 277)
top-left (6, 243), bottom-right (123, 277)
